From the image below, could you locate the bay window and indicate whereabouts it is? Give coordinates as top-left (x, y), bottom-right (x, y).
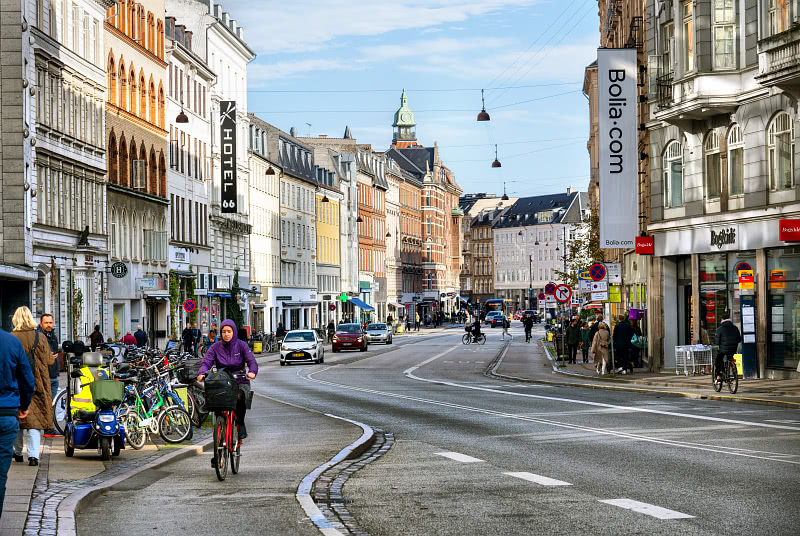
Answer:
top-left (682, 1), bottom-right (694, 73)
top-left (727, 125), bottom-right (744, 196)
top-left (768, 112), bottom-right (794, 191)
top-left (704, 130), bottom-right (721, 200)
top-left (768, 0), bottom-right (790, 36)
top-left (713, 0), bottom-right (735, 70)
top-left (664, 140), bottom-right (684, 208)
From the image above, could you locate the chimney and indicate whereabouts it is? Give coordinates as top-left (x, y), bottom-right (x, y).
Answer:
top-left (213, 5), bottom-right (222, 18)
top-left (222, 12), bottom-right (230, 25)
top-left (165, 17), bottom-right (175, 40)
top-left (175, 24), bottom-right (185, 45)
top-left (318, 134), bottom-right (327, 138)
top-left (184, 30), bottom-right (192, 51)
top-left (567, 185), bottom-right (575, 194)
top-left (236, 27), bottom-right (243, 40)
top-left (290, 127), bottom-right (298, 137)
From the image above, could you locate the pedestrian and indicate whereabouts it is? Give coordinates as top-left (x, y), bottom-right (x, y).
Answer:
top-left (715, 317), bottom-right (742, 382)
top-left (590, 322), bottom-right (611, 375)
top-left (11, 307), bottom-right (54, 467)
top-left (36, 313), bottom-right (60, 402)
top-left (209, 322), bottom-right (218, 343)
top-left (133, 324), bottom-right (147, 347)
top-left (630, 319), bottom-right (643, 368)
top-left (501, 315), bottom-right (512, 340)
top-left (0, 326), bottom-right (35, 519)
top-left (415, 312), bottom-right (420, 331)
top-left (181, 322), bottom-right (195, 354)
top-left (121, 332), bottom-right (136, 345)
top-left (565, 319), bottom-right (581, 364)
top-left (580, 321), bottom-right (591, 363)
top-left (612, 314), bottom-right (634, 374)
top-left (192, 322), bottom-right (201, 354)
top-left (89, 324), bottom-right (104, 351)
top-left (326, 319), bottom-right (336, 343)
top-left (276, 322), bottom-right (286, 339)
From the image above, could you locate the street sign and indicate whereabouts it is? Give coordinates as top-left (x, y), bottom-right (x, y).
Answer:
top-left (545, 283), bottom-right (557, 295)
top-left (591, 291), bottom-right (608, 301)
top-left (183, 299), bottom-right (196, 313)
top-left (635, 236), bottom-right (654, 255)
top-left (607, 263), bottom-right (622, 284)
top-left (589, 263), bottom-right (606, 281)
top-left (770, 269), bottom-right (786, 289)
top-left (579, 279), bottom-right (592, 292)
top-left (538, 293), bottom-right (546, 301)
top-left (110, 262), bottom-right (128, 279)
top-left (609, 285), bottom-right (622, 303)
top-left (328, 303), bottom-right (337, 311)
top-left (571, 297), bottom-right (584, 306)
top-left (738, 269), bottom-right (754, 290)
top-left (591, 281), bottom-right (608, 292)
top-left (554, 284), bottom-right (572, 303)
top-left (578, 270), bottom-right (592, 280)
top-left (545, 295), bottom-right (556, 303)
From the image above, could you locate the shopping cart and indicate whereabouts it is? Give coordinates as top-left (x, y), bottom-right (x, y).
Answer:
top-left (675, 345), bottom-right (713, 376)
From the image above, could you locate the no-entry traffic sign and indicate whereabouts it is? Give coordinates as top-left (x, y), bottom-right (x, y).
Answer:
top-left (554, 284), bottom-right (572, 303)
top-left (590, 263), bottom-right (607, 281)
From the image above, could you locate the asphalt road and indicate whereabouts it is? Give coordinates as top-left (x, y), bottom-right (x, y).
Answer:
top-left (79, 325), bottom-right (800, 535)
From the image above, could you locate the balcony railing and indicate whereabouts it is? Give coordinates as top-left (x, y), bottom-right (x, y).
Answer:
top-left (626, 16), bottom-right (643, 51)
top-left (656, 71), bottom-right (674, 108)
top-left (756, 26), bottom-right (800, 94)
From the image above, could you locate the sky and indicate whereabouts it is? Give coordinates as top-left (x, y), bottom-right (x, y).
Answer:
top-left (229, 0), bottom-right (600, 198)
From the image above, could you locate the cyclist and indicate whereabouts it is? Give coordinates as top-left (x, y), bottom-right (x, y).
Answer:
top-left (714, 317), bottom-right (741, 382)
top-left (197, 319), bottom-right (258, 442)
top-left (522, 313), bottom-right (534, 343)
top-left (470, 317), bottom-right (482, 343)
top-left (326, 319), bottom-right (336, 344)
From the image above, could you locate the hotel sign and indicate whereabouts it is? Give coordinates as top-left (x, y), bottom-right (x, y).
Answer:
top-left (220, 100), bottom-right (237, 213)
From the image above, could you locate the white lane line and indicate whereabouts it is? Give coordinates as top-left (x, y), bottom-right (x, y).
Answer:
top-left (599, 498), bottom-right (694, 520)
top-left (404, 346), bottom-right (800, 432)
top-left (504, 472), bottom-right (571, 486)
top-left (301, 370), bottom-right (800, 465)
top-left (434, 451), bottom-right (485, 463)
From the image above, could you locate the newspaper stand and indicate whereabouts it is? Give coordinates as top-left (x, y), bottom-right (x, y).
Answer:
top-left (675, 344), bottom-right (713, 376)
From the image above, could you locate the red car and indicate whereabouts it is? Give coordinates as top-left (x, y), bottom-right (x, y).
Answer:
top-left (331, 323), bottom-right (368, 352)
top-left (513, 310), bottom-right (523, 320)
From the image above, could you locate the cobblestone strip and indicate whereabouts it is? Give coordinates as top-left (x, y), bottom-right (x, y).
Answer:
top-left (310, 429), bottom-right (394, 536)
top-left (22, 430), bottom-right (211, 536)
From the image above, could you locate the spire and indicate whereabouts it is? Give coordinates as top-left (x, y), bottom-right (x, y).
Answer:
top-left (392, 89), bottom-right (417, 146)
top-left (343, 125), bottom-right (353, 139)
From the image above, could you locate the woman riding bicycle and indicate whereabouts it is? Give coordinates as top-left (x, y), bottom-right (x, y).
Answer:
top-left (197, 319), bottom-right (258, 440)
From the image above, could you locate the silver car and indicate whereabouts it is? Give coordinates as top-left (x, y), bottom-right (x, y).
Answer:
top-left (366, 323), bottom-right (392, 344)
top-left (280, 330), bottom-right (325, 366)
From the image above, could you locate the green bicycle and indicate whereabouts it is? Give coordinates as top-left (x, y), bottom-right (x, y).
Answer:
top-left (121, 375), bottom-right (192, 448)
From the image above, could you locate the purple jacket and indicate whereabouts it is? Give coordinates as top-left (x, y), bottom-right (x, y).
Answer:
top-left (198, 319), bottom-right (258, 384)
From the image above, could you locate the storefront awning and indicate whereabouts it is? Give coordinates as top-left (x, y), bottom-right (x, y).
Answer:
top-left (143, 292), bottom-right (170, 300)
top-left (172, 270), bottom-right (196, 278)
top-left (282, 301), bottom-right (319, 307)
top-left (387, 302), bottom-right (405, 309)
top-left (349, 297), bottom-right (374, 311)
top-left (207, 292), bottom-right (232, 298)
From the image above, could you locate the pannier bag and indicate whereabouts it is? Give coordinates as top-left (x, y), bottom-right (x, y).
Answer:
top-left (204, 370), bottom-right (239, 411)
top-left (177, 359), bottom-right (203, 384)
top-left (89, 379), bottom-right (125, 408)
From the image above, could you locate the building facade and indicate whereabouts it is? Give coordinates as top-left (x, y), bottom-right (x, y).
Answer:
top-left (104, 0), bottom-right (170, 346)
top-left (645, 0), bottom-right (800, 378)
top-left (394, 158), bottom-right (423, 321)
top-left (356, 148), bottom-right (388, 322)
top-left (315, 165), bottom-right (342, 326)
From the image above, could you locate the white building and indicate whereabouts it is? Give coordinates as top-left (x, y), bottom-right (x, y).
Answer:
top-left (164, 15), bottom-right (214, 334)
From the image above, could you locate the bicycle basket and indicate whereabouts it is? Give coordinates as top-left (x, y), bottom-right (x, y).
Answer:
top-left (89, 380), bottom-right (125, 408)
top-left (177, 359), bottom-right (203, 384)
top-left (203, 370), bottom-right (239, 411)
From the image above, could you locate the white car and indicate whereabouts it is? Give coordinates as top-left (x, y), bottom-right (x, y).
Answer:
top-left (366, 323), bottom-right (392, 344)
top-left (280, 330), bottom-right (325, 366)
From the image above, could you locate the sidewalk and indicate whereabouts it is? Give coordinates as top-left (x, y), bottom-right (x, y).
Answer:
top-left (490, 338), bottom-right (800, 408)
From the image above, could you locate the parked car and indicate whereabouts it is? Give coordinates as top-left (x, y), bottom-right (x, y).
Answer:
top-left (280, 330), bottom-right (325, 366)
top-left (513, 310), bottom-right (523, 320)
top-left (332, 323), bottom-right (368, 352)
top-left (490, 314), bottom-right (507, 328)
top-left (366, 323), bottom-right (392, 345)
top-left (484, 311), bottom-right (503, 325)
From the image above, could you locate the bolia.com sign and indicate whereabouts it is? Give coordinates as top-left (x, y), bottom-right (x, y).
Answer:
top-left (220, 100), bottom-right (237, 214)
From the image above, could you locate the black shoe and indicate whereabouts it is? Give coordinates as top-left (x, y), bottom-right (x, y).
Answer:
top-left (28, 457), bottom-right (38, 466)
top-left (13, 454), bottom-right (23, 463)
top-left (238, 424), bottom-right (247, 440)
top-left (211, 457), bottom-right (217, 468)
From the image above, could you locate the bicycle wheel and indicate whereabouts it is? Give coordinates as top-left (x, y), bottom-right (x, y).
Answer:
top-left (727, 361), bottom-right (739, 394)
top-left (214, 415), bottom-right (228, 481)
top-left (462, 334), bottom-right (471, 345)
top-left (230, 423), bottom-right (241, 474)
top-left (123, 411), bottom-right (147, 450)
top-left (53, 389), bottom-right (68, 435)
top-left (478, 334), bottom-right (486, 345)
top-left (158, 406), bottom-right (192, 443)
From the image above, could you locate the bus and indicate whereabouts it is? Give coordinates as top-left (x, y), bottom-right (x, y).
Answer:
top-left (482, 298), bottom-right (511, 319)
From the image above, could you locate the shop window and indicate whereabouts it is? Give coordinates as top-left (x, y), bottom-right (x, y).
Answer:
top-left (663, 140), bottom-right (683, 208)
top-left (704, 130), bottom-right (721, 200)
top-left (767, 247), bottom-right (800, 370)
top-left (727, 124), bottom-right (744, 196)
top-left (767, 112), bottom-right (794, 191)
top-left (699, 254), bottom-right (729, 345)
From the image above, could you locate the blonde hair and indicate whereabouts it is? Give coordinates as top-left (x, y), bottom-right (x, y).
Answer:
top-left (12, 306), bottom-right (37, 331)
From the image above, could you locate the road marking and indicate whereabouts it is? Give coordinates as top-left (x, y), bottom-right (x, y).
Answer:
top-left (599, 498), bottom-right (694, 520)
top-left (435, 451), bottom-right (484, 463)
top-left (766, 420), bottom-right (800, 425)
top-left (504, 472), bottom-right (571, 486)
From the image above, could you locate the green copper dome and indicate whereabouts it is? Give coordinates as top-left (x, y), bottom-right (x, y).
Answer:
top-left (392, 89), bottom-right (416, 127)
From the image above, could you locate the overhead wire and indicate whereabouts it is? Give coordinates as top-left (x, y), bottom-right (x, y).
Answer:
top-left (247, 82), bottom-right (580, 94)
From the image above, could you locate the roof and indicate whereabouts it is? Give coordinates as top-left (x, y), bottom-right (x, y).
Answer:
top-left (388, 146), bottom-right (434, 178)
top-left (492, 191), bottom-right (587, 229)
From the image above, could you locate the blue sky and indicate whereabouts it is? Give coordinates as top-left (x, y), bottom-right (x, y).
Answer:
top-left (230, 0), bottom-right (599, 197)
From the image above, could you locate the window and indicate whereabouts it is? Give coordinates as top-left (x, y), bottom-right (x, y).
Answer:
top-left (664, 140), bottom-right (683, 208)
top-left (728, 124), bottom-right (744, 196)
top-left (704, 130), bottom-right (721, 200)
top-left (713, 0), bottom-right (735, 69)
top-left (768, 112), bottom-right (794, 191)
top-left (768, 0), bottom-right (790, 36)
top-left (682, 1), bottom-right (694, 72)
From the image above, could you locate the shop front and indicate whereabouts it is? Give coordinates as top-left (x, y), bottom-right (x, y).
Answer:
top-left (654, 218), bottom-right (800, 377)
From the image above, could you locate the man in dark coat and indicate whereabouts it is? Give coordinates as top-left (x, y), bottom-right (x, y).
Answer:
top-left (565, 319), bottom-right (582, 364)
top-left (89, 325), bottom-right (104, 351)
top-left (36, 314), bottom-right (60, 401)
top-left (181, 323), bottom-right (195, 354)
top-left (715, 318), bottom-right (741, 380)
top-left (612, 315), bottom-right (634, 373)
top-left (133, 325), bottom-right (147, 347)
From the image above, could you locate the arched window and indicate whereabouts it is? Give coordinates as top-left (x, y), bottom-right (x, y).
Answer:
top-left (704, 129), bottom-right (721, 200)
top-left (118, 60), bottom-right (126, 110)
top-left (158, 152), bottom-right (166, 197)
top-left (149, 148), bottom-right (157, 195)
top-left (728, 124), bottom-right (744, 196)
top-left (663, 140), bottom-right (683, 208)
top-left (128, 0), bottom-right (135, 39)
top-left (148, 77), bottom-right (155, 124)
top-left (767, 111), bottom-right (794, 191)
top-left (119, 1), bottom-right (125, 33)
top-left (139, 72), bottom-right (146, 118)
top-left (157, 19), bottom-right (164, 59)
top-left (107, 53), bottom-right (116, 105)
top-left (131, 211), bottom-right (138, 261)
top-left (129, 138), bottom-right (137, 187)
top-left (121, 209), bottom-right (129, 260)
top-left (158, 83), bottom-right (164, 128)
top-left (119, 135), bottom-right (128, 187)
top-left (129, 64), bottom-right (136, 114)
top-left (110, 208), bottom-right (118, 258)
top-left (139, 143), bottom-right (147, 190)
top-left (108, 131), bottom-right (118, 183)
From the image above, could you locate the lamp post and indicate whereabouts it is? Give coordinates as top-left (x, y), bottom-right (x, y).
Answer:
top-left (529, 254), bottom-right (533, 309)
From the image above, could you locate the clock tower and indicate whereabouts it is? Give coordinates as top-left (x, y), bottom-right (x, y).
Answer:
top-left (392, 89), bottom-right (418, 148)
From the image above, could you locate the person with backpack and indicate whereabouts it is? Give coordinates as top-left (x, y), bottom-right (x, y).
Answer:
top-left (501, 315), bottom-right (512, 340)
top-left (10, 307), bottom-right (54, 466)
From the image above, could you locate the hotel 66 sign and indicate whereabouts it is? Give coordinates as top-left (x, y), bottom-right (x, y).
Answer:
top-left (220, 101), bottom-right (238, 214)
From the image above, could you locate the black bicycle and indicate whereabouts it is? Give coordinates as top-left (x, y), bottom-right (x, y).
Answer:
top-left (713, 353), bottom-right (738, 394)
top-left (524, 328), bottom-right (532, 343)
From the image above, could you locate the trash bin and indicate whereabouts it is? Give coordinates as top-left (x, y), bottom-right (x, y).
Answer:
top-left (547, 332), bottom-right (554, 342)
top-left (253, 341), bottom-right (263, 354)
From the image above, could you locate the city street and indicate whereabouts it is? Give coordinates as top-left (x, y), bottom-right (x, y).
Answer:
top-left (77, 326), bottom-right (800, 535)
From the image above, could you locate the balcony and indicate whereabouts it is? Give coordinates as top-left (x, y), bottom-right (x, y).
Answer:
top-left (756, 26), bottom-right (800, 99)
top-left (652, 69), bottom-right (744, 125)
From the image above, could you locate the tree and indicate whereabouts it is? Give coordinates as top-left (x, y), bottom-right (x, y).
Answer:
top-left (554, 221), bottom-right (594, 287)
top-left (226, 269), bottom-right (245, 329)
top-left (588, 207), bottom-right (604, 263)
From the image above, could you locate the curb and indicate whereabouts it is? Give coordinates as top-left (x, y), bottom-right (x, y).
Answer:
top-left (486, 341), bottom-right (800, 409)
top-left (57, 438), bottom-right (213, 535)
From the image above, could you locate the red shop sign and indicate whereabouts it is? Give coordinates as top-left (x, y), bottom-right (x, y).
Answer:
top-left (779, 219), bottom-right (800, 241)
top-left (706, 311), bottom-right (717, 323)
top-left (635, 236), bottom-right (654, 255)
top-left (705, 301), bottom-right (716, 311)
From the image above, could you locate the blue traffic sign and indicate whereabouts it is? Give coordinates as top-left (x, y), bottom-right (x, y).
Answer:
top-left (590, 263), bottom-right (607, 281)
top-left (544, 283), bottom-right (557, 295)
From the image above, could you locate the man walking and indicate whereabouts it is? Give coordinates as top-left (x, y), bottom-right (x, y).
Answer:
top-left (181, 322), bottom-right (195, 355)
top-left (415, 312), bottom-right (420, 331)
top-left (192, 322), bottom-right (201, 354)
top-left (36, 314), bottom-right (60, 402)
top-left (133, 325), bottom-right (147, 347)
top-left (565, 318), bottom-right (581, 364)
top-left (612, 314), bottom-right (634, 374)
top-left (0, 328), bottom-right (35, 519)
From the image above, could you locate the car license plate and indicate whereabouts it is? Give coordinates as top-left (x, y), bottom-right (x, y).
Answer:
top-left (343, 343), bottom-right (352, 346)
top-left (293, 352), bottom-right (304, 358)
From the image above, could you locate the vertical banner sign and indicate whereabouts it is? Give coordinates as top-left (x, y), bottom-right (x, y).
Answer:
top-left (220, 100), bottom-right (237, 213)
top-left (598, 48), bottom-right (637, 249)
